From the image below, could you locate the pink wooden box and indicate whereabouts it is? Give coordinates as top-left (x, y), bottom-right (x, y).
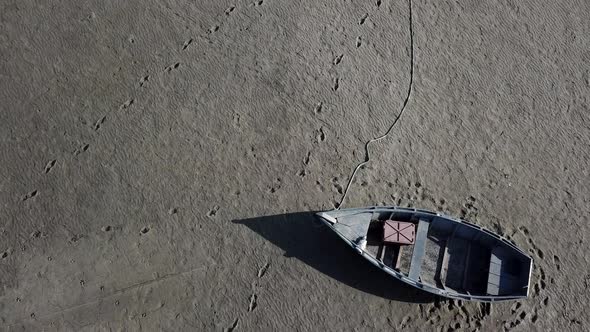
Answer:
top-left (383, 220), bottom-right (415, 245)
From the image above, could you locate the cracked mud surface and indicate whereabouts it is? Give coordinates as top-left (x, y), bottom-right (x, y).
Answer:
top-left (1, 0), bottom-right (589, 330)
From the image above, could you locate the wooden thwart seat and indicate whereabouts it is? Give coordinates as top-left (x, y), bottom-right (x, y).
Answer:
top-left (487, 247), bottom-right (521, 296)
top-left (408, 219), bottom-right (430, 280)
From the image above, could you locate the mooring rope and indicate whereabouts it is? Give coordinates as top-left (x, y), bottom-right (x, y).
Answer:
top-left (337, 0), bottom-right (415, 209)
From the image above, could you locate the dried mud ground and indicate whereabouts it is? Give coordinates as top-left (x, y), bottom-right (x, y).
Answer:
top-left (1, 0), bottom-right (589, 331)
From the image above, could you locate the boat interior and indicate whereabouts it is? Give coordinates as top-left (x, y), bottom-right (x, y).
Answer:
top-left (330, 209), bottom-right (532, 297)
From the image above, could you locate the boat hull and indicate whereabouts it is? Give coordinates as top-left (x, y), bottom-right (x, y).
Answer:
top-left (316, 206), bottom-right (533, 302)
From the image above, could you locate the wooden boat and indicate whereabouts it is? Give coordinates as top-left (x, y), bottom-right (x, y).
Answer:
top-left (316, 207), bottom-right (533, 301)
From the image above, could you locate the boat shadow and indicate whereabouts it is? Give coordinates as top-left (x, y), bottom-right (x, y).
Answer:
top-left (233, 212), bottom-right (436, 303)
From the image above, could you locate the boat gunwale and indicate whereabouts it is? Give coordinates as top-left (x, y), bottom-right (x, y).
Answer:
top-left (328, 206), bottom-right (533, 259)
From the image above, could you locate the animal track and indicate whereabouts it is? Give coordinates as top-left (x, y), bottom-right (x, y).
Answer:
top-left (208, 25), bottom-right (219, 33)
top-left (140, 226), bottom-right (150, 235)
top-left (43, 159), bottom-right (56, 173)
top-left (356, 36), bottom-right (362, 47)
top-left (253, 0), bottom-right (263, 6)
top-left (1, 251), bottom-right (8, 259)
top-left (165, 63), bottom-right (180, 72)
top-left (332, 78), bottom-right (339, 91)
top-left (207, 205), bottom-right (220, 217)
top-left (22, 190), bottom-right (38, 201)
top-left (168, 207), bottom-right (178, 215)
top-left (333, 54), bottom-right (344, 65)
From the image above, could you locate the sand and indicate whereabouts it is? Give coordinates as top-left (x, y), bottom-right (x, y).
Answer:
top-left (1, 0), bottom-right (589, 330)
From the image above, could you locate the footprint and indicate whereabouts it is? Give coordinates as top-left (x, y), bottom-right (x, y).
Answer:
top-left (182, 39), bottom-right (192, 50)
top-left (168, 207), bottom-right (178, 215)
top-left (399, 315), bottom-right (412, 329)
top-left (140, 226), bottom-right (150, 235)
top-left (332, 78), bottom-right (339, 91)
top-left (530, 309), bottom-right (538, 323)
top-left (316, 180), bottom-right (325, 192)
top-left (376, 0), bottom-right (382, 7)
top-left (225, 6), bottom-right (236, 15)
top-left (316, 127), bottom-right (326, 142)
top-left (207, 206), bottom-right (220, 217)
top-left (74, 143), bottom-right (90, 156)
top-left (303, 151), bottom-right (311, 165)
top-left (297, 169), bottom-right (306, 177)
top-left (101, 225), bottom-right (112, 232)
top-left (43, 160), bottom-right (57, 173)
top-left (1, 251), bottom-right (8, 259)
top-left (120, 99), bottom-right (134, 110)
top-left (257, 262), bottom-right (270, 278)
top-left (510, 302), bottom-right (521, 314)
top-left (518, 226), bottom-right (530, 236)
top-left (248, 294), bottom-right (257, 311)
top-left (359, 13), bottom-right (368, 25)
top-left (552, 255), bottom-right (560, 270)
top-left (22, 190), bottom-right (38, 201)
top-left (94, 116), bottom-right (106, 130)
top-left (267, 178), bottom-right (282, 194)
top-left (208, 25), bottom-right (219, 33)
top-left (356, 36), bottom-right (362, 48)
top-left (165, 63), bottom-right (180, 72)
top-left (539, 267), bottom-right (546, 281)
top-left (253, 0), bottom-right (263, 6)
top-left (313, 102), bottom-right (323, 114)
top-left (390, 194), bottom-right (402, 206)
top-left (224, 318), bottom-right (239, 332)
top-left (332, 177), bottom-right (343, 194)
top-left (139, 75), bottom-right (150, 87)
top-left (333, 54), bottom-right (344, 65)
top-left (233, 113), bottom-right (241, 127)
